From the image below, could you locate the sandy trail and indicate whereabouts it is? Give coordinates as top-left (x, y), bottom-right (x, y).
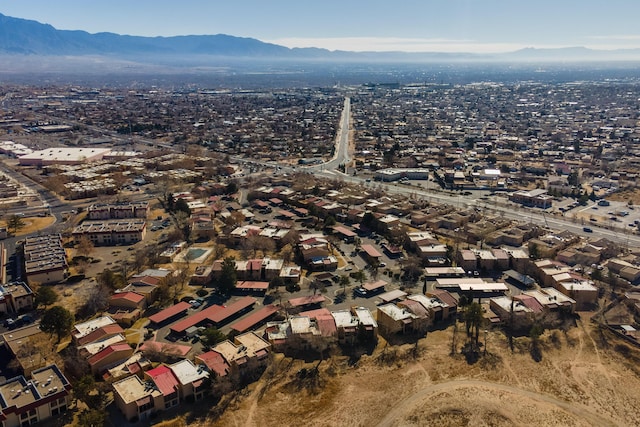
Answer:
top-left (376, 379), bottom-right (616, 427)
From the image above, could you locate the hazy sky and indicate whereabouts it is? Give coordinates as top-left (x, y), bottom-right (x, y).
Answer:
top-left (1, 0), bottom-right (640, 53)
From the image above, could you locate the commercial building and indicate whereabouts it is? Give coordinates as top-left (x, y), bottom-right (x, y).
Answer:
top-left (374, 168), bottom-right (430, 182)
top-left (508, 189), bottom-right (553, 208)
top-left (18, 147), bottom-right (112, 166)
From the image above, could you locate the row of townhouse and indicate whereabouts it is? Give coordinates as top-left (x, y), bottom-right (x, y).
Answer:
top-left (376, 290), bottom-right (458, 337)
top-left (113, 359), bottom-right (209, 422)
top-left (533, 259), bottom-right (599, 309)
top-left (265, 306), bottom-right (378, 351)
top-left (112, 332), bottom-right (270, 422)
top-left (86, 201), bottom-right (149, 220)
top-left (487, 288), bottom-right (576, 326)
top-left (193, 257), bottom-right (297, 286)
top-left (71, 315), bottom-right (134, 375)
top-left (72, 218), bottom-right (147, 246)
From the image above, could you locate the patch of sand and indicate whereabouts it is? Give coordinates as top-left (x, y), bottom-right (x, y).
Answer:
top-left (193, 314), bottom-right (640, 427)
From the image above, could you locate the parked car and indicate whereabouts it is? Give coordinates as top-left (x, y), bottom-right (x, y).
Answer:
top-left (17, 314), bottom-right (34, 326)
top-left (189, 299), bottom-right (202, 308)
top-left (354, 288), bottom-right (367, 297)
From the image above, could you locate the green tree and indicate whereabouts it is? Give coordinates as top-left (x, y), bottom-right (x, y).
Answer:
top-left (269, 276), bottom-right (284, 289)
top-left (40, 306), bottom-right (74, 342)
top-left (174, 197), bottom-right (192, 216)
top-left (529, 323), bottom-right (544, 361)
top-left (568, 171), bottom-right (579, 186)
top-left (201, 327), bottom-right (227, 348)
top-left (226, 181), bottom-right (238, 195)
top-left (528, 242), bottom-right (540, 260)
top-left (35, 285), bottom-right (58, 308)
top-left (339, 275), bottom-right (350, 295)
top-left (219, 257), bottom-right (237, 294)
top-left (96, 268), bottom-right (126, 290)
top-left (77, 409), bottom-right (107, 427)
top-left (464, 302), bottom-right (484, 351)
top-left (352, 269), bottom-right (366, 286)
top-left (73, 375), bottom-right (95, 405)
top-left (324, 215), bottom-right (337, 228)
top-left (6, 214), bottom-right (25, 235)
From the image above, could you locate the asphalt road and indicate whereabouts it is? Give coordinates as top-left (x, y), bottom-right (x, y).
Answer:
top-left (306, 96), bottom-right (351, 172)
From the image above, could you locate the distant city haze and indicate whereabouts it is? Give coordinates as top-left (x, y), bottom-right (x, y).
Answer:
top-left (0, 0), bottom-right (640, 53)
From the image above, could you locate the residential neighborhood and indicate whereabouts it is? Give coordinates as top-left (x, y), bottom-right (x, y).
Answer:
top-left (1, 78), bottom-right (640, 426)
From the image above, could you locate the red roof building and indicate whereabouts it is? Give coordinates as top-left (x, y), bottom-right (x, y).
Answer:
top-left (514, 294), bottom-right (545, 313)
top-left (300, 308), bottom-right (337, 337)
top-left (77, 323), bottom-right (125, 346)
top-left (109, 292), bottom-right (146, 310)
top-left (195, 351), bottom-right (230, 378)
top-left (288, 294), bottom-right (326, 308)
top-left (230, 304), bottom-right (280, 334)
top-left (236, 281), bottom-right (270, 292)
top-left (148, 302), bottom-right (191, 325)
top-left (170, 296), bottom-right (256, 334)
top-left (88, 343), bottom-right (134, 374)
top-left (145, 365), bottom-right (180, 397)
top-left (362, 280), bottom-right (387, 292)
top-left (360, 244), bottom-right (382, 259)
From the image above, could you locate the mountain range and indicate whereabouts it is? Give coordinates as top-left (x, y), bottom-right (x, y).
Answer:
top-left (1, 12), bottom-right (640, 63)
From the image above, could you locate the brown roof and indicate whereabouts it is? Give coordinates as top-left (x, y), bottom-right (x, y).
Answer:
top-left (360, 244), bottom-right (382, 258)
top-left (288, 294), bottom-right (326, 308)
top-left (427, 289), bottom-right (458, 308)
top-left (363, 280), bottom-right (387, 291)
top-left (236, 281), bottom-right (270, 291)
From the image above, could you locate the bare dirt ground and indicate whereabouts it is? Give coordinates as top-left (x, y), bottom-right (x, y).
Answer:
top-left (1, 216), bottom-right (55, 235)
top-left (191, 312), bottom-right (640, 427)
top-left (608, 188), bottom-right (640, 205)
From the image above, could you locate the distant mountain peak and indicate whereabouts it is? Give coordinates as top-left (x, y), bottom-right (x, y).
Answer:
top-left (0, 12), bottom-right (639, 63)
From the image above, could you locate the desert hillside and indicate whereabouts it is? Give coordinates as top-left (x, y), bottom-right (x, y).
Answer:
top-left (189, 311), bottom-right (640, 427)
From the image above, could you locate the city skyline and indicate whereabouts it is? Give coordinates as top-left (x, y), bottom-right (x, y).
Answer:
top-left (1, 0), bottom-right (640, 53)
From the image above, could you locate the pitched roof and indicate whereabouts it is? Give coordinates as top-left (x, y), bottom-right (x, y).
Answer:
top-left (300, 307), bottom-right (337, 336)
top-left (77, 323), bottom-right (125, 346)
top-left (196, 351), bottom-right (230, 377)
top-left (148, 301), bottom-right (191, 324)
top-left (88, 343), bottom-right (132, 366)
top-left (146, 365), bottom-right (180, 396)
top-left (170, 296), bottom-right (256, 333)
top-left (110, 291), bottom-right (145, 304)
top-left (230, 304), bottom-right (279, 334)
top-left (288, 294), bottom-right (326, 308)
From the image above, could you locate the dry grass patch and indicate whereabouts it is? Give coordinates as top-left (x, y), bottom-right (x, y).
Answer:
top-left (1, 216), bottom-right (55, 235)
